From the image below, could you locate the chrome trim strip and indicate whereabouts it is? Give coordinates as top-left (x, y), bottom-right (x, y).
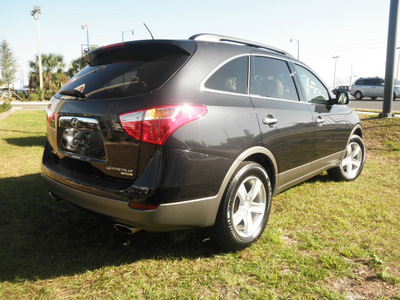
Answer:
top-left (249, 93), bottom-right (307, 103)
top-left (59, 116), bottom-right (100, 130)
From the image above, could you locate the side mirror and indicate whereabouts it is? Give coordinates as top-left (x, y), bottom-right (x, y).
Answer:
top-left (335, 92), bottom-right (350, 105)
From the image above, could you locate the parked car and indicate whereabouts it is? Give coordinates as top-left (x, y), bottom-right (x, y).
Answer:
top-left (332, 85), bottom-right (349, 96)
top-left (42, 34), bottom-right (365, 250)
top-left (350, 77), bottom-right (400, 100)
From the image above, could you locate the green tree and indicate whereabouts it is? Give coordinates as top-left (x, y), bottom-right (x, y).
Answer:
top-left (29, 53), bottom-right (69, 98)
top-left (67, 57), bottom-right (87, 77)
top-left (0, 40), bottom-right (18, 99)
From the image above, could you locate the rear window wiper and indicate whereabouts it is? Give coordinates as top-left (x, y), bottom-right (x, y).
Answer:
top-left (59, 89), bottom-right (86, 99)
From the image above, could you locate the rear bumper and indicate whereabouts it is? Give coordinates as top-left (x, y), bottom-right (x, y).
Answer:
top-left (42, 174), bottom-right (220, 231)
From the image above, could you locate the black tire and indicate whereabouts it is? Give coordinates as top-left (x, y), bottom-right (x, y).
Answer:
top-left (211, 162), bottom-right (272, 251)
top-left (354, 91), bottom-right (363, 100)
top-left (328, 135), bottom-right (366, 181)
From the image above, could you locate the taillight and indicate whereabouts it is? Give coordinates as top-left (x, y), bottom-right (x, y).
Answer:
top-left (46, 107), bottom-right (55, 127)
top-left (119, 105), bottom-right (207, 146)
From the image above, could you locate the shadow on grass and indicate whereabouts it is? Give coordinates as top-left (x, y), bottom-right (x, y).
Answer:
top-left (4, 135), bottom-right (46, 147)
top-left (0, 173), bottom-right (220, 283)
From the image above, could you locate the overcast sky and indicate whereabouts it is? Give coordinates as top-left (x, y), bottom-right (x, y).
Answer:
top-left (0, 0), bottom-right (396, 89)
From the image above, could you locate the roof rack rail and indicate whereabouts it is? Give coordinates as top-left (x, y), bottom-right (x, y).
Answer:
top-left (189, 33), bottom-right (292, 57)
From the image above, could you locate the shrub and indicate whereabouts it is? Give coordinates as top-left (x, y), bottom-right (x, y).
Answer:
top-left (27, 93), bottom-right (39, 101)
top-left (15, 92), bottom-right (28, 101)
top-left (0, 101), bottom-right (12, 113)
top-left (44, 90), bottom-right (54, 100)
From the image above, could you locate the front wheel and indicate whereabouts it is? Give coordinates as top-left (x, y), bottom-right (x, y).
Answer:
top-left (211, 162), bottom-right (272, 251)
top-left (328, 135), bottom-right (366, 181)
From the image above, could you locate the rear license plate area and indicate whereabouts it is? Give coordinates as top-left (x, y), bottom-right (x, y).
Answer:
top-left (59, 116), bottom-right (105, 161)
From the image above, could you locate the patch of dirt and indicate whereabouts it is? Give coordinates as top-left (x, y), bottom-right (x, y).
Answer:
top-left (325, 260), bottom-right (399, 299)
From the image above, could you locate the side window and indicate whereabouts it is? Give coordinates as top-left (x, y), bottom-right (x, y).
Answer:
top-left (294, 64), bottom-right (329, 103)
top-left (364, 79), bottom-right (373, 85)
top-left (204, 56), bottom-right (248, 94)
top-left (356, 79), bottom-right (364, 85)
top-left (250, 56), bottom-right (299, 101)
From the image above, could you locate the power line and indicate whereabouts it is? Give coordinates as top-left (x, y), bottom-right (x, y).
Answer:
top-left (301, 36), bottom-right (390, 59)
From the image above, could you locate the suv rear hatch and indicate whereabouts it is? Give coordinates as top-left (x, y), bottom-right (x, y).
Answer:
top-left (45, 40), bottom-right (196, 183)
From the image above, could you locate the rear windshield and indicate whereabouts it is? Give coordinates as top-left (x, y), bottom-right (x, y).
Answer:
top-left (55, 41), bottom-right (196, 100)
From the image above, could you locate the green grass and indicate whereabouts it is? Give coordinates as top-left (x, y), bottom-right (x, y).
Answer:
top-left (0, 111), bottom-right (399, 299)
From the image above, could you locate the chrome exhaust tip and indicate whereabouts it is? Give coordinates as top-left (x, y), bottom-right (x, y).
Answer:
top-left (114, 224), bottom-right (142, 235)
top-left (48, 192), bottom-right (61, 201)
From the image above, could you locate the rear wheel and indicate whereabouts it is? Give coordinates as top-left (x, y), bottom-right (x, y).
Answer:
top-left (211, 162), bottom-right (272, 251)
top-left (354, 91), bottom-right (363, 100)
top-left (328, 135), bottom-right (365, 181)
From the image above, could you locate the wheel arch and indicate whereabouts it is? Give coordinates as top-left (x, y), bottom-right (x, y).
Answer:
top-left (213, 146), bottom-right (278, 215)
top-left (244, 153), bottom-right (277, 193)
top-left (350, 124), bottom-right (363, 139)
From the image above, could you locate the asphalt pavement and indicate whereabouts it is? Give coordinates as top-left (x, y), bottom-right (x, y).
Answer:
top-left (348, 97), bottom-right (400, 112)
top-left (10, 101), bottom-right (49, 110)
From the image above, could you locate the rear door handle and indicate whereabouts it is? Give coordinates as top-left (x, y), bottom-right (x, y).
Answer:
top-left (262, 116), bottom-right (278, 126)
top-left (315, 117), bottom-right (325, 126)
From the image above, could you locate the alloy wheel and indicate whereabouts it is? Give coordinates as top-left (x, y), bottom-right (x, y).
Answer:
top-left (341, 142), bottom-right (363, 179)
top-left (230, 176), bottom-right (267, 238)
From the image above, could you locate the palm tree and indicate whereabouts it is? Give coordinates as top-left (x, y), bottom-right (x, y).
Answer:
top-left (68, 57), bottom-right (87, 77)
top-left (29, 53), bottom-right (68, 95)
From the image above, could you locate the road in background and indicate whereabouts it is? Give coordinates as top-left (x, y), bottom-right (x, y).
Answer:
top-left (348, 98), bottom-right (400, 112)
top-left (10, 101), bottom-right (49, 110)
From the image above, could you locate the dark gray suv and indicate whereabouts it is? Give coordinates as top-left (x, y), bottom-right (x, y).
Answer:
top-left (42, 34), bottom-right (365, 250)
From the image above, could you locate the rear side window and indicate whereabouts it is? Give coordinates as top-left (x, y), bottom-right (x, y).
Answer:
top-left (56, 42), bottom-right (195, 100)
top-left (204, 56), bottom-right (249, 94)
top-left (364, 79), bottom-right (374, 85)
top-left (250, 56), bottom-right (299, 101)
top-left (371, 78), bottom-right (384, 86)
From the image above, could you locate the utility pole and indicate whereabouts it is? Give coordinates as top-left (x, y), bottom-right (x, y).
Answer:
top-left (396, 47), bottom-right (400, 81)
top-left (290, 38), bottom-right (300, 60)
top-left (332, 56), bottom-right (339, 89)
top-left (122, 30), bottom-right (134, 42)
top-left (81, 24), bottom-right (90, 53)
top-left (30, 6), bottom-right (43, 90)
top-left (381, 0), bottom-right (399, 118)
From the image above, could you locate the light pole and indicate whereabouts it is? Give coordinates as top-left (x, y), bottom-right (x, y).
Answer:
top-left (349, 63), bottom-right (358, 86)
top-left (290, 38), bottom-right (300, 60)
top-left (30, 6), bottom-right (43, 90)
top-left (332, 56), bottom-right (339, 88)
top-left (396, 46), bottom-right (400, 81)
top-left (122, 30), bottom-right (134, 42)
top-left (81, 24), bottom-right (90, 53)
